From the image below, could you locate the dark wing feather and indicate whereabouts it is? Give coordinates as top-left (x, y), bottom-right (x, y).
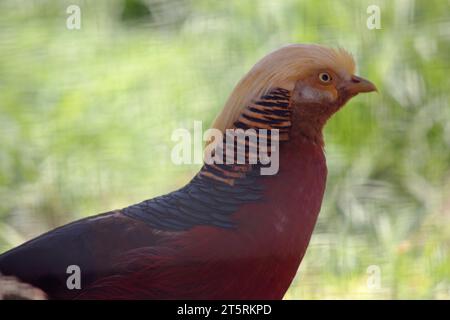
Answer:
top-left (0, 211), bottom-right (161, 299)
top-left (122, 174), bottom-right (264, 231)
top-left (0, 175), bottom-right (264, 299)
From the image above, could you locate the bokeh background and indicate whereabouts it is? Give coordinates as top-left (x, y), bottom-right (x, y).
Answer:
top-left (0, 0), bottom-right (449, 299)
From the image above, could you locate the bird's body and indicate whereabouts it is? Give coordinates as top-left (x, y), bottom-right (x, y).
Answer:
top-left (0, 44), bottom-right (376, 299)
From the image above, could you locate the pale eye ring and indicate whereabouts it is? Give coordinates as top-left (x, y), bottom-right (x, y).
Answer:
top-left (319, 72), bottom-right (332, 83)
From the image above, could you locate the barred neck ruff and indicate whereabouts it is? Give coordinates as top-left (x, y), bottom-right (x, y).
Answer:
top-left (122, 88), bottom-right (327, 231)
top-left (123, 88), bottom-right (293, 231)
top-left (198, 88), bottom-right (292, 185)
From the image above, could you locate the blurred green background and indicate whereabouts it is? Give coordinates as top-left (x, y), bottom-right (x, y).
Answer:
top-left (0, 0), bottom-right (449, 299)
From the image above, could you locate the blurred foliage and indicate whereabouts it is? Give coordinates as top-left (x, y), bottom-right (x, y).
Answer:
top-left (121, 0), bottom-right (153, 24)
top-left (0, 0), bottom-right (449, 299)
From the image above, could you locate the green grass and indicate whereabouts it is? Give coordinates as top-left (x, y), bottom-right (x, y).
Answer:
top-left (0, 0), bottom-right (449, 299)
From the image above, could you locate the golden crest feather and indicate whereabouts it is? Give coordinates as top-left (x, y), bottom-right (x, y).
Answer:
top-left (212, 44), bottom-right (356, 132)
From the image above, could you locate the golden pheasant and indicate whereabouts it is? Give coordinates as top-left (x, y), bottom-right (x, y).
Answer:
top-left (0, 44), bottom-right (376, 299)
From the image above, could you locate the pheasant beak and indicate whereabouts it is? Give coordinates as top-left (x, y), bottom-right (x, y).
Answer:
top-left (343, 75), bottom-right (378, 96)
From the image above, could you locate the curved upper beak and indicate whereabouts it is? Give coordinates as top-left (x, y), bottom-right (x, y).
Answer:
top-left (344, 75), bottom-right (378, 96)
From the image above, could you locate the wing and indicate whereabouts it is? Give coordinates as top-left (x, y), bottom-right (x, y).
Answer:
top-left (122, 173), bottom-right (265, 231)
top-left (0, 175), bottom-right (264, 299)
top-left (0, 211), bottom-right (162, 299)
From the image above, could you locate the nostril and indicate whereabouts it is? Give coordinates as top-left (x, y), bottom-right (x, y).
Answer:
top-left (351, 76), bottom-right (361, 83)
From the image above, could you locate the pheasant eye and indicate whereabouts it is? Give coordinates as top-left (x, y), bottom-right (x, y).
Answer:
top-left (319, 72), bottom-right (331, 83)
